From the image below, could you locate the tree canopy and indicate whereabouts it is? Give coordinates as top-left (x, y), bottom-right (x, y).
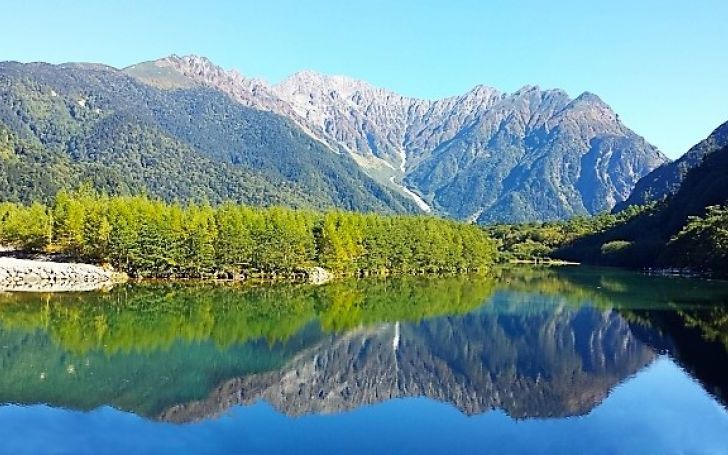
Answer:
top-left (0, 190), bottom-right (497, 277)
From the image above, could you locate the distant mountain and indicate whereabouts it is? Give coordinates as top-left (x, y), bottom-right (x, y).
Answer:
top-left (0, 61), bottom-right (416, 212)
top-left (127, 55), bottom-right (668, 222)
top-left (615, 120), bottom-right (728, 211)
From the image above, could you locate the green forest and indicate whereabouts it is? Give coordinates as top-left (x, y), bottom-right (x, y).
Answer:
top-left (486, 204), bottom-right (650, 261)
top-left (2, 186), bottom-right (726, 278)
top-left (552, 142), bottom-right (728, 276)
top-left (0, 189), bottom-right (497, 277)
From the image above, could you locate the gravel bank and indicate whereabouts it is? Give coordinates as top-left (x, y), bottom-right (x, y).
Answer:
top-left (0, 257), bottom-right (126, 292)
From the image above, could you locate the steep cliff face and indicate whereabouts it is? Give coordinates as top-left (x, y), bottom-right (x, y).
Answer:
top-left (404, 90), bottom-right (663, 221)
top-left (159, 306), bottom-right (655, 422)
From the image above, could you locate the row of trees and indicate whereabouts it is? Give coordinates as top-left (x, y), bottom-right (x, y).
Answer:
top-left (0, 190), bottom-right (497, 277)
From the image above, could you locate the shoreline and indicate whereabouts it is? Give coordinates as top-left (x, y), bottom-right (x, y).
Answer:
top-left (507, 258), bottom-right (581, 266)
top-left (0, 254), bottom-right (496, 292)
top-left (4, 255), bottom-right (721, 294)
top-left (0, 257), bottom-right (127, 293)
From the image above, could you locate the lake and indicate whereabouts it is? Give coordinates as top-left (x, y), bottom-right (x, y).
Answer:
top-left (0, 266), bottom-right (726, 454)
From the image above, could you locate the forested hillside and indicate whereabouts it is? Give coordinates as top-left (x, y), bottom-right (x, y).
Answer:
top-left (486, 205), bottom-right (648, 261)
top-left (0, 124), bottom-right (313, 206)
top-left (0, 61), bottom-right (416, 212)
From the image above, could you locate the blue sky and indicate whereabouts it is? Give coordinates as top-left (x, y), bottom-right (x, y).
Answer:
top-left (3, 0), bottom-right (727, 158)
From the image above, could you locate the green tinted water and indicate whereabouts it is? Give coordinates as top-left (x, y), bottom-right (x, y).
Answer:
top-left (0, 266), bottom-right (726, 453)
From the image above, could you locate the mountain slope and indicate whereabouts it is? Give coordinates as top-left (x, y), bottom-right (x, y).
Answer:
top-left (405, 90), bottom-right (663, 222)
top-left (0, 61), bottom-right (416, 212)
top-left (130, 55), bottom-right (668, 222)
top-left (615, 120), bottom-right (728, 211)
top-left (554, 124), bottom-right (728, 271)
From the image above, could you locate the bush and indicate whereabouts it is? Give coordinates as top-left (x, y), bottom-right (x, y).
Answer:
top-left (600, 240), bottom-right (632, 256)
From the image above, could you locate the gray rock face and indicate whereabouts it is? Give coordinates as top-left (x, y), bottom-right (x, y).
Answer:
top-left (128, 55), bottom-right (668, 222)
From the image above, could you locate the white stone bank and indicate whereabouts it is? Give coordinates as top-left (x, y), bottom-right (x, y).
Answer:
top-left (0, 257), bottom-right (125, 292)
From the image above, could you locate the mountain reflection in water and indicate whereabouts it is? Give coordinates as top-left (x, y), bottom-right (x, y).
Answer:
top-left (0, 266), bottom-right (726, 426)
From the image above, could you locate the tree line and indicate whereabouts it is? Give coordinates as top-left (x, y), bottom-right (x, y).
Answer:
top-left (0, 189), bottom-right (497, 277)
top-left (486, 204), bottom-right (650, 261)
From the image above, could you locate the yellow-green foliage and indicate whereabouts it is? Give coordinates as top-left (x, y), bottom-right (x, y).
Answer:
top-left (0, 190), bottom-right (497, 277)
top-left (0, 276), bottom-right (496, 355)
top-left (0, 201), bottom-right (52, 249)
top-left (601, 240), bottom-right (632, 256)
top-left (487, 204), bottom-right (651, 261)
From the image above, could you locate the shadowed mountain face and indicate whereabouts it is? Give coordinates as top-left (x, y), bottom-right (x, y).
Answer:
top-left (616, 120), bottom-right (728, 211)
top-left (124, 55), bottom-right (667, 222)
top-left (554, 137), bottom-right (728, 272)
top-left (159, 302), bottom-right (655, 422)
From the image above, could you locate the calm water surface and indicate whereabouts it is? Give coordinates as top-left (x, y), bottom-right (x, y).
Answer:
top-left (0, 266), bottom-right (727, 454)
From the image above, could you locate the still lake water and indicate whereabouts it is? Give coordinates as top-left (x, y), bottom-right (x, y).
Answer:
top-left (0, 266), bottom-right (726, 454)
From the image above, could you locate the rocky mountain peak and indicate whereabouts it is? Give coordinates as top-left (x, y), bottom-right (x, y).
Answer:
top-left (513, 84), bottom-right (541, 95)
top-left (275, 69), bottom-right (405, 104)
top-left (574, 91), bottom-right (606, 104)
top-left (158, 54), bottom-right (246, 86)
top-left (167, 53), bottom-right (214, 67)
top-left (569, 91), bottom-right (615, 115)
top-left (465, 83), bottom-right (502, 97)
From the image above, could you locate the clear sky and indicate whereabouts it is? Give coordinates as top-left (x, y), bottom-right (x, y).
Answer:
top-left (3, 0), bottom-right (727, 158)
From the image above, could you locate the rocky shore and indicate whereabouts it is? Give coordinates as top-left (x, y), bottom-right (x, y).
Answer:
top-left (0, 257), bottom-right (127, 292)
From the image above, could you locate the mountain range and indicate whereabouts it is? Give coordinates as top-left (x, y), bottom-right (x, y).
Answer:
top-left (0, 60), bottom-right (416, 213)
top-left (1, 55), bottom-right (668, 222)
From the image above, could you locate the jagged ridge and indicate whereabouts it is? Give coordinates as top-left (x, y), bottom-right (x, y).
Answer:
top-left (126, 55), bottom-right (668, 222)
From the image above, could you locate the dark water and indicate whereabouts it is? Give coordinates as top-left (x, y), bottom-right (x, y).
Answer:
top-left (0, 266), bottom-right (727, 454)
